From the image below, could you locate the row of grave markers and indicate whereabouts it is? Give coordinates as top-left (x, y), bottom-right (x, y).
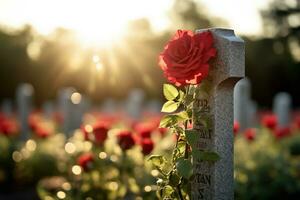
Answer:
top-left (234, 78), bottom-right (293, 131)
top-left (1, 84), bottom-right (162, 140)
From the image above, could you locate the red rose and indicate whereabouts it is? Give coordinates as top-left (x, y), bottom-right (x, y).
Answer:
top-left (262, 114), bottom-right (277, 130)
top-left (141, 138), bottom-right (154, 155)
top-left (77, 153), bottom-right (94, 171)
top-left (81, 125), bottom-right (90, 141)
top-left (273, 127), bottom-right (291, 139)
top-left (134, 123), bottom-right (154, 139)
top-left (294, 116), bottom-right (300, 129)
top-left (157, 127), bottom-right (168, 137)
top-left (158, 30), bottom-right (216, 86)
top-left (35, 126), bottom-right (51, 138)
top-left (0, 119), bottom-right (18, 136)
top-left (117, 130), bottom-right (135, 150)
top-left (233, 121), bottom-right (240, 136)
top-left (93, 121), bottom-right (109, 145)
top-left (244, 128), bottom-right (256, 141)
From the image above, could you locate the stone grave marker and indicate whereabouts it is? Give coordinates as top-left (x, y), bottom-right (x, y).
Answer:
top-left (234, 77), bottom-right (251, 131)
top-left (1, 99), bottom-right (13, 117)
top-left (273, 92), bottom-right (292, 127)
top-left (42, 101), bottom-right (54, 119)
top-left (126, 88), bottom-right (145, 119)
top-left (191, 28), bottom-right (244, 200)
top-left (16, 83), bottom-right (34, 140)
top-left (58, 87), bottom-right (75, 136)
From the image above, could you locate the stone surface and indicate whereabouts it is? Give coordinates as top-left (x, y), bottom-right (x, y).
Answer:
top-left (192, 28), bottom-right (244, 200)
top-left (234, 77), bottom-right (251, 131)
top-left (1, 99), bottom-right (13, 117)
top-left (16, 83), bottom-right (34, 140)
top-left (58, 87), bottom-right (75, 136)
top-left (126, 88), bottom-right (145, 119)
top-left (42, 101), bottom-right (54, 119)
top-left (273, 92), bottom-right (292, 127)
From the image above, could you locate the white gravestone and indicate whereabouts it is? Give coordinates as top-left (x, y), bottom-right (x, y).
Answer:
top-left (16, 83), bottom-right (34, 140)
top-left (233, 77), bottom-right (251, 131)
top-left (273, 92), bottom-right (292, 127)
top-left (192, 28), bottom-right (244, 200)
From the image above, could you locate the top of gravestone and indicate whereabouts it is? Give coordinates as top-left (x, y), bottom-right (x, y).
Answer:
top-left (17, 83), bottom-right (34, 96)
top-left (195, 28), bottom-right (245, 85)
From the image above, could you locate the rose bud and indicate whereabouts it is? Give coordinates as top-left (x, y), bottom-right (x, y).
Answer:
top-left (233, 121), bottom-right (240, 136)
top-left (141, 138), bottom-right (154, 155)
top-left (117, 130), bottom-right (135, 150)
top-left (92, 122), bottom-right (109, 145)
top-left (77, 153), bottom-right (94, 171)
top-left (273, 127), bottom-right (291, 139)
top-left (262, 114), bottom-right (277, 130)
top-left (244, 128), bottom-right (256, 141)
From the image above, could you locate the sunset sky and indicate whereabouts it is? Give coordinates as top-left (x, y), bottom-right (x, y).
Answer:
top-left (0, 0), bottom-right (271, 44)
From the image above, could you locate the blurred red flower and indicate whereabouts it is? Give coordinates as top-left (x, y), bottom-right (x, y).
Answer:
top-left (157, 127), bottom-right (168, 137)
top-left (140, 138), bottom-right (154, 155)
top-left (262, 114), bottom-right (277, 130)
top-left (273, 127), bottom-right (291, 139)
top-left (77, 153), bottom-right (94, 171)
top-left (158, 30), bottom-right (216, 86)
top-left (134, 123), bottom-right (155, 139)
top-left (35, 126), bottom-right (51, 138)
top-left (0, 118), bottom-right (18, 136)
top-left (117, 130), bottom-right (135, 150)
top-left (244, 128), bottom-right (256, 141)
top-left (233, 121), bottom-right (240, 136)
top-left (93, 121), bottom-right (109, 145)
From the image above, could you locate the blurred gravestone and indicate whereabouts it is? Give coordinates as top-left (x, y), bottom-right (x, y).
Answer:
top-left (58, 87), bottom-right (75, 136)
top-left (1, 99), bottom-right (13, 117)
top-left (234, 77), bottom-right (251, 131)
top-left (42, 101), bottom-right (54, 119)
top-left (16, 83), bottom-right (34, 140)
top-left (192, 28), bottom-right (244, 200)
top-left (126, 88), bottom-right (145, 119)
top-left (273, 92), bottom-right (292, 127)
top-left (146, 99), bottom-right (162, 114)
top-left (248, 100), bottom-right (258, 127)
top-left (100, 98), bottom-right (117, 114)
top-left (71, 94), bottom-right (90, 131)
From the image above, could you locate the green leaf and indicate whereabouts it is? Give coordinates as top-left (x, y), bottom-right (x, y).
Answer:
top-left (159, 115), bottom-right (178, 128)
top-left (178, 90), bottom-right (185, 102)
top-left (176, 111), bottom-right (189, 121)
top-left (177, 141), bottom-right (186, 155)
top-left (148, 155), bottom-right (167, 169)
top-left (161, 101), bottom-right (180, 113)
top-left (163, 84), bottom-right (179, 101)
top-left (176, 158), bottom-right (193, 179)
top-left (185, 129), bottom-right (198, 147)
top-left (192, 150), bottom-right (220, 162)
top-left (169, 172), bottom-right (181, 187)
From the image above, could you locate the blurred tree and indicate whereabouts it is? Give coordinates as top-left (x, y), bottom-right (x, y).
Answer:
top-left (243, 0), bottom-right (300, 107)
